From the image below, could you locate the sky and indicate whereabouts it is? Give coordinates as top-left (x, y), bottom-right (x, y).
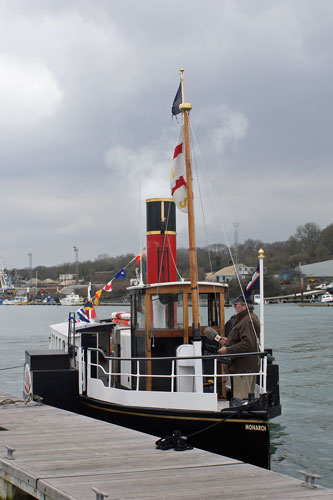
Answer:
top-left (1, 0), bottom-right (332, 269)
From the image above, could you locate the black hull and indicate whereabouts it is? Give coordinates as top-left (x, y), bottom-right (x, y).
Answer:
top-left (78, 395), bottom-right (272, 469)
top-left (26, 349), bottom-right (280, 469)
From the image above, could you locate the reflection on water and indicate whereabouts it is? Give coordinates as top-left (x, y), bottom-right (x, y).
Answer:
top-left (270, 422), bottom-right (288, 462)
top-left (0, 303), bottom-right (332, 488)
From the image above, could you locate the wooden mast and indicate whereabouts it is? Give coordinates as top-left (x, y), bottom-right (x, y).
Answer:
top-left (179, 69), bottom-right (200, 340)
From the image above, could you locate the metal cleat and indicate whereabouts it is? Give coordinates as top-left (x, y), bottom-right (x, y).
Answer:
top-left (91, 486), bottom-right (109, 499)
top-left (298, 470), bottom-right (321, 488)
top-left (5, 446), bottom-right (15, 460)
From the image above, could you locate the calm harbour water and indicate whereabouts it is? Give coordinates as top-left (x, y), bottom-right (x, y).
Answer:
top-left (0, 303), bottom-right (332, 488)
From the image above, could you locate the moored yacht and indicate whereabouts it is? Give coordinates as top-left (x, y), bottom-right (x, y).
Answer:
top-left (59, 293), bottom-right (83, 306)
top-left (320, 292), bottom-right (333, 303)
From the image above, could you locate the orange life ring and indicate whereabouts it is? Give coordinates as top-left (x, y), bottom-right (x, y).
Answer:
top-left (111, 311), bottom-right (130, 327)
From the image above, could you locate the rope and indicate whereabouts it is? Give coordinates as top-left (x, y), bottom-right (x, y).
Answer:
top-left (188, 119), bottom-right (262, 351)
top-left (186, 408), bottom-right (242, 439)
top-left (190, 122), bottom-right (213, 275)
top-left (155, 407), bottom-right (244, 452)
top-left (157, 201), bottom-right (172, 284)
top-left (0, 364), bottom-right (24, 371)
top-left (165, 233), bottom-right (183, 281)
top-left (0, 398), bottom-right (25, 405)
top-left (155, 200), bottom-right (184, 294)
top-left (0, 395), bottom-right (43, 405)
top-left (189, 122), bottom-right (222, 323)
top-left (156, 430), bottom-right (193, 451)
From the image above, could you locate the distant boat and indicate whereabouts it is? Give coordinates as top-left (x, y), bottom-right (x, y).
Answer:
top-left (29, 298), bottom-right (43, 305)
top-left (42, 296), bottom-right (58, 305)
top-left (2, 298), bottom-right (15, 305)
top-left (320, 292), bottom-right (333, 304)
top-left (59, 293), bottom-right (83, 306)
top-left (3, 296), bottom-right (29, 305)
top-left (14, 296), bottom-right (30, 305)
top-left (253, 294), bottom-right (260, 304)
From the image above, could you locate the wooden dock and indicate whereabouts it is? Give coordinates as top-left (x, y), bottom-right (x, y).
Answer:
top-left (0, 390), bottom-right (332, 500)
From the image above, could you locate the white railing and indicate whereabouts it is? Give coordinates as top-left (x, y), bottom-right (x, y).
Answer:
top-left (84, 348), bottom-right (268, 395)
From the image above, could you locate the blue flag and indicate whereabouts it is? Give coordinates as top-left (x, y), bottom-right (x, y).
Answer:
top-left (84, 300), bottom-right (93, 311)
top-left (244, 265), bottom-right (260, 298)
top-left (172, 83), bottom-right (182, 116)
top-left (115, 269), bottom-right (127, 279)
top-left (76, 305), bottom-right (90, 322)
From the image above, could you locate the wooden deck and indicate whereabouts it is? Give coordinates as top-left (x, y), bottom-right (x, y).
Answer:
top-left (0, 390), bottom-right (332, 500)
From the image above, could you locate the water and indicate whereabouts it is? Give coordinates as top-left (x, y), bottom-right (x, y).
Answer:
top-left (0, 305), bottom-right (128, 394)
top-left (0, 303), bottom-right (332, 488)
top-left (264, 304), bottom-right (333, 488)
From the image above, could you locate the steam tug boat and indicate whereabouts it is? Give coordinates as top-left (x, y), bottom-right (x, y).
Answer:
top-left (25, 73), bottom-right (281, 469)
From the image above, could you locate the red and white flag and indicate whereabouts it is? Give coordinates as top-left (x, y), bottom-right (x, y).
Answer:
top-left (103, 280), bottom-right (113, 292)
top-left (170, 125), bottom-right (188, 213)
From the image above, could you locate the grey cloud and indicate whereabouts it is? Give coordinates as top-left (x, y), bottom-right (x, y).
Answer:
top-left (0, 1), bottom-right (332, 267)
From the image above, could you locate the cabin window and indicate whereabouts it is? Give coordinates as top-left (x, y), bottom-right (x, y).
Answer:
top-left (150, 293), bottom-right (183, 329)
top-left (135, 295), bottom-right (146, 329)
top-left (196, 294), bottom-right (209, 325)
top-left (188, 293), bottom-right (220, 326)
top-left (208, 293), bottom-right (220, 325)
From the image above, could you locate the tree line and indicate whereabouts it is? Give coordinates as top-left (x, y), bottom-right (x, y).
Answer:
top-left (11, 221), bottom-right (333, 298)
top-left (182, 222), bottom-right (333, 279)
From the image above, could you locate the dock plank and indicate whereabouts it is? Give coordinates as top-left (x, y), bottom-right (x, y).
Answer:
top-left (0, 391), bottom-right (332, 500)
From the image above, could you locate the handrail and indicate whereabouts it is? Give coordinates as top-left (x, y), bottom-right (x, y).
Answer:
top-left (88, 347), bottom-right (267, 362)
top-left (89, 361), bottom-right (264, 379)
top-left (85, 348), bottom-right (267, 394)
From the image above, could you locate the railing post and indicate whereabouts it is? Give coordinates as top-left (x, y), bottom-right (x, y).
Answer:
top-left (262, 355), bottom-right (267, 393)
top-left (68, 312), bottom-right (76, 358)
top-left (78, 347), bottom-right (82, 395)
top-left (136, 360), bottom-right (139, 391)
top-left (88, 349), bottom-right (91, 380)
top-left (171, 360), bottom-right (175, 393)
top-left (213, 358), bottom-right (217, 394)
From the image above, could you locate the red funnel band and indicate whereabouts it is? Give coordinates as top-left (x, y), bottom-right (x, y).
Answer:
top-left (146, 199), bottom-right (177, 284)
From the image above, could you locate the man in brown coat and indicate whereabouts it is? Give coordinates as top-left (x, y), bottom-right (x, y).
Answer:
top-left (218, 295), bottom-right (260, 401)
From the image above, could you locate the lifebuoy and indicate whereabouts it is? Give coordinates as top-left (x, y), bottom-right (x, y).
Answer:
top-left (111, 311), bottom-right (130, 326)
top-left (24, 363), bottom-right (32, 399)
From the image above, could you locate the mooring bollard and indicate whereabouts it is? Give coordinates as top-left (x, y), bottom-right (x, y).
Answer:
top-left (298, 470), bottom-right (321, 488)
top-left (91, 486), bottom-right (109, 499)
top-left (5, 446), bottom-right (15, 460)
